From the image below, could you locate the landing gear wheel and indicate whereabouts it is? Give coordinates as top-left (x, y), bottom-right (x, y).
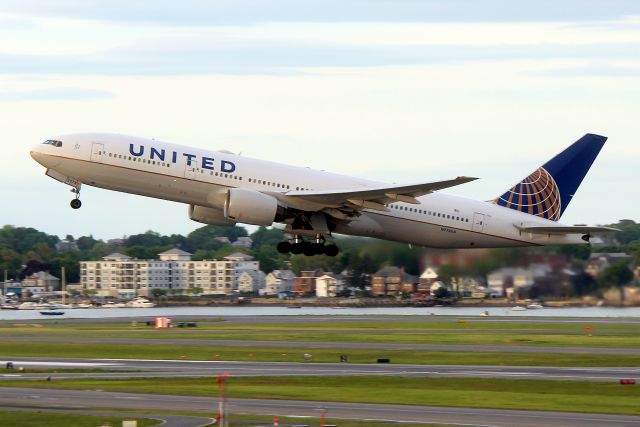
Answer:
top-left (313, 243), bottom-right (325, 255)
top-left (324, 244), bottom-right (339, 257)
top-left (277, 241), bottom-right (291, 254)
top-left (302, 242), bottom-right (316, 257)
top-left (70, 199), bottom-right (82, 209)
top-left (290, 243), bottom-right (303, 255)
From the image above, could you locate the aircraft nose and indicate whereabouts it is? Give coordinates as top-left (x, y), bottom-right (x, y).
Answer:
top-left (30, 144), bottom-right (57, 168)
top-left (30, 146), bottom-right (45, 163)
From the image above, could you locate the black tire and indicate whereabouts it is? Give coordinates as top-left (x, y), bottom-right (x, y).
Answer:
top-left (290, 243), bottom-right (303, 255)
top-left (324, 244), bottom-right (339, 257)
top-left (70, 199), bottom-right (82, 209)
top-left (314, 243), bottom-right (325, 255)
top-left (302, 242), bottom-right (316, 257)
top-left (276, 241), bottom-right (291, 254)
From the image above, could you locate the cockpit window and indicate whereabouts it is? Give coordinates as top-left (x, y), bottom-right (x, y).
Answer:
top-left (43, 140), bottom-right (63, 147)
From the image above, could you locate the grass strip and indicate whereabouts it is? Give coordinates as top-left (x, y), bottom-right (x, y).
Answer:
top-left (2, 320), bottom-right (639, 331)
top-left (83, 331), bottom-right (640, 348)
top-left (3, 375), bottom-right (640, 416)
top-left (1, 341), bottom-right (639, 366)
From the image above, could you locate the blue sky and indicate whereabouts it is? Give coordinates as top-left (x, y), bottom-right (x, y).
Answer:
top-left (1, 1), bottom-right (639, 239)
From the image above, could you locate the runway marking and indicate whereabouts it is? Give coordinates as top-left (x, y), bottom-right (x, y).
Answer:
top-left (233, 399), bottom-right (640, 424)
top-left (363, 418), bottom-right (499, 427)
top-left (0, 361), bottom-right (120, 367)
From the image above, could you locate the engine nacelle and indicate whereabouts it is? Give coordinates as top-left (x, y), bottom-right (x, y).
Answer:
top-left (224, 188), bottom-right (280, 226)
top-left (188, 204), bottom-right (237, 226)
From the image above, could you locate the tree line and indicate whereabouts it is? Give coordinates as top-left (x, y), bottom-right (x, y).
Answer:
top-left (0, 219), bottom-right (637, 295)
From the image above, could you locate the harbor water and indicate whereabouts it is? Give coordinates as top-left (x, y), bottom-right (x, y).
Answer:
top-left (2, 305), bottom-right (640, 320)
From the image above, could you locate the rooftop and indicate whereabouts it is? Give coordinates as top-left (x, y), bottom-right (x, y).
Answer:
top-left (158, 248), bottom-right (193, 256)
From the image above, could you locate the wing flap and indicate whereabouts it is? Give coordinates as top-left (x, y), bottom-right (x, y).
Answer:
top-left (285, 176), bottom-right (477, 207)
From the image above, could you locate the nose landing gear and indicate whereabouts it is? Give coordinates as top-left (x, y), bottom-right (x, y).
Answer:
top-left (70, 188), bottom-right (82, 209)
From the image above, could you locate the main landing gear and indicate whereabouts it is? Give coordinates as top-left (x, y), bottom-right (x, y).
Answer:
top-left (70, 188), bottom-right (82, 209)
top-left (277, 235), bottom-right (339, 257)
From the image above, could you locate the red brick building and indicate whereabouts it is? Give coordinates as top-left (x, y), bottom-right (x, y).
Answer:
top-left (294, 269), bottom-right (324, 296)
top-left (371, 266), bottom-right (417, 297)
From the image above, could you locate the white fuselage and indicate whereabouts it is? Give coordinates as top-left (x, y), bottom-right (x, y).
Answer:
top-left (31, 133), bottom-right (585, 248)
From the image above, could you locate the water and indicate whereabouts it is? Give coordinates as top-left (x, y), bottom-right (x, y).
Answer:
top-left (1, 305), bottom-right (640, 320)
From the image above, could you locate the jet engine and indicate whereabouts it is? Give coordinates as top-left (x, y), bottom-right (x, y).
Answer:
top-left (224, 188), bottom-right (286, 226)
top-left (188, 204), bottom-right (237, 226)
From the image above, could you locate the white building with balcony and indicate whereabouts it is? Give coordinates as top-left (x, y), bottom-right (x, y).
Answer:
top-left (80, 249), bottom-right (262, 297)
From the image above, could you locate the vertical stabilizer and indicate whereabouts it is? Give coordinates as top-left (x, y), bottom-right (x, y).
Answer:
top-left (494, 133), bottom-right (607, 221)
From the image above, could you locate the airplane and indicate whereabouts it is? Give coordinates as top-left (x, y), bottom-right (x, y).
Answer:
top-left (30, 133), bottom-right (618, 256)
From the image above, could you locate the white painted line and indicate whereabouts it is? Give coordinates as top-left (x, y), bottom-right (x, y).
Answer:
top-left (0, 361), bottom-right (120, 367)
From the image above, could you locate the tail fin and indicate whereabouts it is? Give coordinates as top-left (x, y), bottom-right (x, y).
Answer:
top-left (494, 133), bottom-right (607, 221)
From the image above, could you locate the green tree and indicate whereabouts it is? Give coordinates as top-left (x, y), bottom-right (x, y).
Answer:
top-left (185, 225), bottom-right (247, 251)
top-left (598, 260), bottom-right (634, 289)
top-left (151, 288), bottom-right (167, 301)
top-left (50, 250), bottom-right (82, 283)
top-left (598, 260), bottom-right (634, 304)
top-left (437, 264), bottom-right (461, 287)
top-left (124, 245), bottom-right (172, 260)
top-left (126, 230), bottom-right (167, 248)
top-left (250, 227), bottom-right (284, 248)
top-left (252, 246), bottom-right (284, 274)
top-left (345, 253), bottom-right (375, 288)
top-left (76, 235), bottom-right (99, 251)
top-left (191, 249), bottom-right (219, 261)
top-left (0, 248), bottom-right (21, 280)
top-left (0, 225), bottom-right (59, 254)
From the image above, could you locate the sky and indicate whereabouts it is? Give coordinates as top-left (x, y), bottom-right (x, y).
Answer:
top-left (1, 0), bottom-right (639, 240)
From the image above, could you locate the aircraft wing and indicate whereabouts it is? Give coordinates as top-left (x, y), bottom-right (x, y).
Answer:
top-left (284, 176), bottom-right (478, 211)
top-left (515, 225), bottom-right (620, 235)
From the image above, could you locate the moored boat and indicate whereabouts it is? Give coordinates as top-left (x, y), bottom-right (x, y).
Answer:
top-left (125, 297), bottom-right (156, 308)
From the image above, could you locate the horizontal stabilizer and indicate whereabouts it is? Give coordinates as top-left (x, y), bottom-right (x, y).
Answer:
top-left (515, 225), bottom-right (620, 235)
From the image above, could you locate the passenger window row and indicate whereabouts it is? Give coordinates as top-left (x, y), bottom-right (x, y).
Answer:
top-left (386, 204), bottom-right (470, 223)
top-left (103, 150), bottom-right (314, 191)
top-left (248, 178), bottom-right (289, 189)
top-left (106, 152), bottom-right (171, 168)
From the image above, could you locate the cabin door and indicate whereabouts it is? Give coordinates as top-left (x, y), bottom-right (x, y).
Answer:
top-left (90, 143), bottom-right (104, 162)
top-left (472, 213), bottom-right (486, 232)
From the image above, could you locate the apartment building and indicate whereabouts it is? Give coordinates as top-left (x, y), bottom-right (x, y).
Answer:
top-left (80, 249), bottom-right (262, 297)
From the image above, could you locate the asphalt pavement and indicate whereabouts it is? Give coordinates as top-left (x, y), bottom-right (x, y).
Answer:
top-left (0, 356), bottom-right (638, 382)
top-left (2, 387), bottom-right (640, 427)
top-left (0, 406), bottom-right (213, 427)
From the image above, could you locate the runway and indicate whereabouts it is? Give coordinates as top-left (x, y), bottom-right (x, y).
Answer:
top-left (2, 386), bottom-right (640, 427)
top-left (0, 357), bottom-right (637, 382)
